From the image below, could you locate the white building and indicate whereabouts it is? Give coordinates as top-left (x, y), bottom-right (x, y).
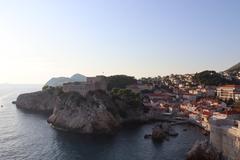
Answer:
top-left (217, 85), bottom-right (240, 101)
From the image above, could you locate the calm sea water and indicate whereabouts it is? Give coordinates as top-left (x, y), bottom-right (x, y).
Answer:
top-left (0, 85), bottom-right (205, 160)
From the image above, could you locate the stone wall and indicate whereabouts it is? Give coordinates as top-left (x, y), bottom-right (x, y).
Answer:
top-left (62, 76), bottom-right (107, 96)
top-left (210, 119), bottom-right (240, 160)
top-left (63, 83), bottom-right (93, 96)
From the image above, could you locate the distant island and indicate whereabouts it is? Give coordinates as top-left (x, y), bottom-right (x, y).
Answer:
top-left (45, 73), bottom-right (87, 87)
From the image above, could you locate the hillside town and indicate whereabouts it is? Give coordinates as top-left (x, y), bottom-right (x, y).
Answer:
top-left (26, 65), bottom-right (240, 160)
top-left (44, 69), bottom-right (240, 136)
top-left (126, 70), bottom-right (240, 159)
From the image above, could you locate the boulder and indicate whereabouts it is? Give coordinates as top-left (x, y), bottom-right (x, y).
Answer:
top-left (150, 123), bottom-right (178, 141)
top-left (152, 125), bottom-right (167, 141)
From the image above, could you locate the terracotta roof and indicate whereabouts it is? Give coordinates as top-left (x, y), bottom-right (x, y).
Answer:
top-left (202, 111), bottom-right (211, 116)
top-left (218, 85), bottom-right (240, 88)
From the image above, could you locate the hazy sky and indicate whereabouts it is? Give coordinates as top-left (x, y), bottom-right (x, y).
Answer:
top-left (0, 0), bottom-right (240, 84)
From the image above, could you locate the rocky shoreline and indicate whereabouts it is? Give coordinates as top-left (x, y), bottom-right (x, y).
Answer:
top-left (15, 88), bottom-right (169, 134)
top-left (16, 90), bottom-right (57, 113)
top-left (15, 87), bottom-right (216, 160)
top-left (15, 88), bottom-right (210, 135)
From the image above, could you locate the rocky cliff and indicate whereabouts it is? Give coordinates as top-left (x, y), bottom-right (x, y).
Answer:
top-left (15, 88), bottom-right (163, 134)
top-left (16, 90), bottom-right (58, 112)
top-left (47, 91), bottom-right (121, 134)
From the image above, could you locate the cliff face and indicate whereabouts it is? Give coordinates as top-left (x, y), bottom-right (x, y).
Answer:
top-left (47, 91), bottom-right (121, 134)
top-left (16, 89), bottom-right (160, 134)
top-left (16, 91), bottom-right (57, 112)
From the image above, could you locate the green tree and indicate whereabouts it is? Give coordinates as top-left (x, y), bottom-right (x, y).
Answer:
top-left (193, 70), bottom-right (230, 86)
top-left (42, 85), bottom-right (50, 91)
top-left (107, 75), bottom-right (137, 90)
top-left (111, 88), bottom-right (141, 107)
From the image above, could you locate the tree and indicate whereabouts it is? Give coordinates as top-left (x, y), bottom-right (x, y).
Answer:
top-left (42, 85), bottom-right (51, 91)
top-left (193, 70), bottom-right (230, 86)
top-left (111, 88), bottom-right (141, 107)
top-left (107, 75), bottom-right (137, 90)
top-left (227, 98), bottom-right (234, 106)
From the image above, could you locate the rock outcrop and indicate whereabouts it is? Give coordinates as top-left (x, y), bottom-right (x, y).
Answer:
top-left (152, 125), bottom-right (167, 141)
top-left (47, 90), bottom-right (158, 134)
top-left (186, 140), bottom-right (223, 160)
top-left (151, 123), bottom-right (178, 141)
top-left (15, 88), bottom-right (165, 134)
top-left (47, 91), bottom-right (121, 134)
top-left (16, 90), bottom-right (59, 112)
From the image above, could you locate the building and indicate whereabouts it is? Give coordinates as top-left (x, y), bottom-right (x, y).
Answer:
top-left (180, 98), bottom-right (230, 130)
top-left (63, 76), bottom-right (107, 96)
top-left (217, 85), bottom-right (240, 101)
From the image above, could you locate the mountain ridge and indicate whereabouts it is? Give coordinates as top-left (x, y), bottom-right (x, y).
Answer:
top-left (45, 74), bottom-right (87, 87)
top-left (226, 62), bottom-right (240, 73)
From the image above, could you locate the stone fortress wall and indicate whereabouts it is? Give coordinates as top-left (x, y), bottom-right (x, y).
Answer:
top-left (210, 119), bottom-right (240, 160)
top-left (62, 76), bottom-right (107, 96)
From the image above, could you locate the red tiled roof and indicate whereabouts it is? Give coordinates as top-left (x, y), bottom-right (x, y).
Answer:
top-left (221, 111), bottom-right (240, 115)
top-left (218, 85), bottom-right (240, 88)
top-left (203, 111), bottom-right (211, 116)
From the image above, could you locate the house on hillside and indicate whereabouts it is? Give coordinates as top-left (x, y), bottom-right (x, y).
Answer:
top-left (217, 85), bottom-right (240, 101)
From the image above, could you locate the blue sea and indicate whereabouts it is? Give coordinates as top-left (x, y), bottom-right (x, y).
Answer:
top-left (0, 84), bottom-right (204, 160)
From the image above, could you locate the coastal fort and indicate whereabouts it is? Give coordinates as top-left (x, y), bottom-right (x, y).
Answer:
top-left (63, 76), bottom-right (107, 96)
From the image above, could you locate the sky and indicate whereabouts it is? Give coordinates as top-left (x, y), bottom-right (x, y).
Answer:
top-left (0, 0), bottom-right (240, 84)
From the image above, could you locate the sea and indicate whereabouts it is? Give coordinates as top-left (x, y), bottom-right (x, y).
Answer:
top-left (0, 84), bottom-right (205, 160)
